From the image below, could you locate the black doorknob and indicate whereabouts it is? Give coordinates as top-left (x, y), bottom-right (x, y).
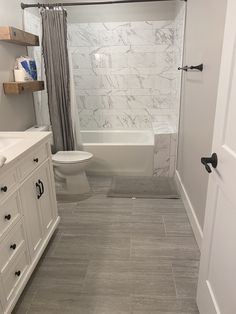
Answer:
top-left (33, 158), bottom-right (39, 163)
top-left (201, 153), bottom-right (218, 173)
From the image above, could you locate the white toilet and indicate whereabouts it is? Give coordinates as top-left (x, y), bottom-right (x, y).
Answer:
top-left (53, 150), bottom-right (93, 194)
top-left (26, 125), bottom-right (93, 195)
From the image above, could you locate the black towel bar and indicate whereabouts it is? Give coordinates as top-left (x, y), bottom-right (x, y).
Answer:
top-left (178, 64), bottom-right (204, 72)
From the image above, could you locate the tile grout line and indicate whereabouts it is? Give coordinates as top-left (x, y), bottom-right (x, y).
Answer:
top-left (162, 215), bottom-right (167, 236)
top-left (171, 262), bottom-right (178, 298)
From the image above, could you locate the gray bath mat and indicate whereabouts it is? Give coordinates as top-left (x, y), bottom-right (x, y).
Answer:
top-left (108, 176), bottom-right (180, 199)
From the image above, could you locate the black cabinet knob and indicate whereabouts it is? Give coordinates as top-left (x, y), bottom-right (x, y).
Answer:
top-left (201, 153), bottom-right (218, 174)
top-left (10, 244), bottom-right (17, 250)
top-left (1, 186), bottom-right (8, 192)
top-left (15, 270), bottom-right (21, 277)
top-left (33, 158), bottom-right (39, 163)
top-left (4, 214), bottom-right (11, 220)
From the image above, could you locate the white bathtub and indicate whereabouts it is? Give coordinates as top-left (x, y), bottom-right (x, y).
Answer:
top-left (81, 130), bottom-right (154, 176)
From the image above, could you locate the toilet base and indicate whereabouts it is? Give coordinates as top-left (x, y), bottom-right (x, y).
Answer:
top-left (54, 170), bottom-right (91, 195)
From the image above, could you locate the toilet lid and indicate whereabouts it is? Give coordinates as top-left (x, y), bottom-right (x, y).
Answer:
top-left (52, 151), bottom-right (93, 164)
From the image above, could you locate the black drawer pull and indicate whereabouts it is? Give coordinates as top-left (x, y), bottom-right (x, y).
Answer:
top-left (1, 186), bottom-right (8, 193)
top-left (38, 180), bottom-right (44, 196)
top-left (15, 270), bottom-right (21, 277)
top-left (4, 214), bottom-right (11, 220)
top-left (33, 158), bottom-right (39, 163)
top-left (36, 182), bottom-right (42, 199)
top-left (10, 244), bottom-right (17, 250)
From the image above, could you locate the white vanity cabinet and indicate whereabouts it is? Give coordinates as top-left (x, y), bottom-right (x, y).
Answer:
top-left (0, 133), bottom-right (60, 314)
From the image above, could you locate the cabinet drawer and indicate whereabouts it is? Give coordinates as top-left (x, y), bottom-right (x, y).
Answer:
top-left (0, 170), bottom-right (17, 202)
top-left (0, 192), bottom-right (21, 238)
top-left (2, 249), bottom-right (29, 303)
top-left (19, 143), bottom-right (48, 180)
top-left (0, 219), bottom-right (26, 273)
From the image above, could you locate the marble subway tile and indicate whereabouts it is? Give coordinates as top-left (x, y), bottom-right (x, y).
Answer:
top-left (128, 52), bottom-right (156, 68)
top-left (74, 74), bottom-right (101, 89)
top-left (72, 51), bottom-right (92, 69)
top-left (170, 133), bottom-right (178, 156)
top-left (127, 75), bottom-right (155, 89)
top-left (130, 21), bottom-right (154, 30)
top-left (127, 29), bottom-right (155, 45)
top-left (68, 24), bottom-right (100, 46)
top-left (154, 75), bottom-right (173, 94)
top-left (153, 20), bottom-right (175, 29)
top-left (126, 88), bottom-right (153, 96)
top-left (154, 28), bottom-right (174, 45)
top-left (127, 95), bottom-right (153, 109)
top-left (100, 29), bottom-right (128, 46)
top-left (153, 95), bottom-right (173, 109)
top-left (169, 156), bottom-right (176, 177)
top-left (101, 75), bottom-right (127, 89)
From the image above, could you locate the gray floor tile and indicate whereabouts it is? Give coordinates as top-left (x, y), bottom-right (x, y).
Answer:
top-left (172, 260), bottom-right (200, 277)
top-left (131, 222), bottom-right (166, 239)
top-left (59, 221), bottom-right (132, 236)
top-left (12, 281), bottom-right (37, 314)
top-left (131, 296), bottom-right (199, 313)
top-left (87, 259), bottom-right (172, 275)
top-left (30, 295), bottom-right (131, 314)
top-left (133, 273), bottom-right (176, 297)
top-left (52, 234), bottom-right (131, 260)
top-left (13, 175), bottom-right (200, 314)
top-left (131, 236), bottom-right (200, 260)
top-left (163, 214), bottom-right (194, 237)
top-left (130, 213), bottom-right (163, 224)
top-left (174, 276), bottom-right (198, 298)
top-left (82, 271), bottom-right (133, 296)
top-left (29, 257), bottom-right (88, 288)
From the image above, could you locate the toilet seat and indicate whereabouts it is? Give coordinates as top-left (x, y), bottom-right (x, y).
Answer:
top-left (52, 151), bottom-right (93, 165)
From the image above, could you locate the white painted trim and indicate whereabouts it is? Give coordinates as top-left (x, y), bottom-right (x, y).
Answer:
top-left (175, 170), bottom-right (203, 249)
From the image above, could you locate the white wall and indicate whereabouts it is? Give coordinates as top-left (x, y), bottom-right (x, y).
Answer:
top-left (0, 0), bottom-right (39, 131)
top-left (177, 0), bottom-right (227, 237)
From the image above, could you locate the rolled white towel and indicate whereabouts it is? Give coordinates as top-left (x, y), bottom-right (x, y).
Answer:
top-left (0, 155), bottom-right (7, 168)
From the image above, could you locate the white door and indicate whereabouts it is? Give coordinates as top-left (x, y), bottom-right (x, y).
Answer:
top-left (36, 162), bottom-right (56, 236)
top-left (197, 0), bottom-right (236, 313)
top-left (20, 175), bottom-right (43, 259)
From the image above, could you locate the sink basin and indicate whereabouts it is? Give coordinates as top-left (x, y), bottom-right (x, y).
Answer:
top-left (0, 137), bottom-right (22, 153)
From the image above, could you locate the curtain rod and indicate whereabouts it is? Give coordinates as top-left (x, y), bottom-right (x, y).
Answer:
top-left (21, 0), bottom-right (186, 10)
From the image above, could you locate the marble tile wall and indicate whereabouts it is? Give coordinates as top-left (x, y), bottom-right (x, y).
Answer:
top-left (68, 20), bottom-right (178, 130)
top-left (153, 4), bottom-right (186, 177)
top-left (153, 124), bottom-right (178, 177)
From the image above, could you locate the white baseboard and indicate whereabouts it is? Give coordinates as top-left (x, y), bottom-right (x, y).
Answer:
top-left (175, 170), bottom-right (203, 249)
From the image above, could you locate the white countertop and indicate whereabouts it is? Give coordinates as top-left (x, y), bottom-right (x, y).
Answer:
top-left (0, 132), bottom-right (52, 170)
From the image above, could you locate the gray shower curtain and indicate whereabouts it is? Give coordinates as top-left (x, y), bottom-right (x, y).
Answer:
top-left (41, 7), bottom-right (74, 152)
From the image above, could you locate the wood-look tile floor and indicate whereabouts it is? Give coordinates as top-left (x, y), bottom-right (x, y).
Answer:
top-left (13, 176), bottom-right (200, 314)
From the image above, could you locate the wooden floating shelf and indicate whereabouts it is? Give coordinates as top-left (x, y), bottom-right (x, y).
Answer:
top-left (0, 26), bottom-right (39, 46)
top-left (3, 81), bottom-right (45, 95)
